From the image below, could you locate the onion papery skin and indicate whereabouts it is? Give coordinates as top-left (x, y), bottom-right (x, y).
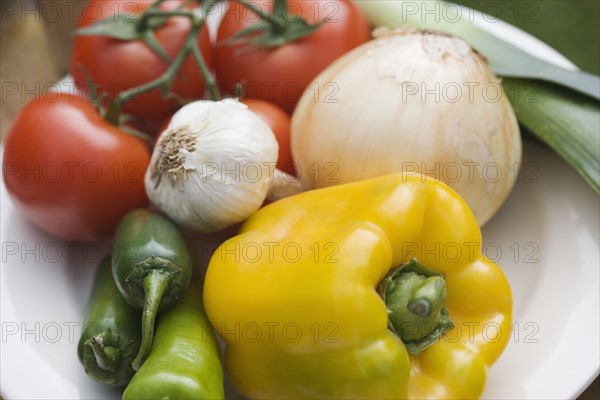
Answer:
top-left (291, 28), bottom-right (522, 226)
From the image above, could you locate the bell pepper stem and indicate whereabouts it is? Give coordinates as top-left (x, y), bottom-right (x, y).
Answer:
top-left (377, 259), bottom-right (453, 355)
top-left (131, 269), bottom-right (171, 371)
top-left (407, 276), bottom-right (446, 317)
top-left (89, 336), bottom-right (121, 373)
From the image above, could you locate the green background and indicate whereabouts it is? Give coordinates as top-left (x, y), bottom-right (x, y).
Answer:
top-left (454, 0), bottom-right (600, 74)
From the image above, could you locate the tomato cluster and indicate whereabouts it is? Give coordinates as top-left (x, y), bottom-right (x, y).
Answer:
top-left (71, 0), bottom-right (214, 134)
top-left (2, 0), bottom-right (370, 242)
top-left (216, 0), bottom-right (371, 113)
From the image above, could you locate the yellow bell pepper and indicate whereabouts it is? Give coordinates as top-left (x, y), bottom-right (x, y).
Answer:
top-left (204, 173), bottom-right (512, 399)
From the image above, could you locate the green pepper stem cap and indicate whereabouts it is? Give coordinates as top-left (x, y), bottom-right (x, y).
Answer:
top-left (81, 328), bottom-right (139, 386)
top-left (377, 258), bottom-right (453, 355)
top-left (89, 336), bottom-right (121, 373)
top-left (131, 269), bottom-right (172, 371)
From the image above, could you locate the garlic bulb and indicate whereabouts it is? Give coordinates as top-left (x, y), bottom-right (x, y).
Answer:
top-left (291, 28), bottom-right (522, 226)
top-left (145, 99), bottom-right (278, 232)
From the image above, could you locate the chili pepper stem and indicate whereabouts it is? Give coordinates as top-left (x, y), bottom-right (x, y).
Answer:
top-left (89, 336), bottom-right (121, 373)
top-left (132, 269), bottom-right (172, 371)
top-left (377, 259), bottom-right (453, 355)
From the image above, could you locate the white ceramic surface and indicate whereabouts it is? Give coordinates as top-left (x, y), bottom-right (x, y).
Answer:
top-left (1, 6), bottom-right (598, 400)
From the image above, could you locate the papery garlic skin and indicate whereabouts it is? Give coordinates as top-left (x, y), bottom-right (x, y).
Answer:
top-left (145, 99), bottom-right (278, 232)
top-left (291, 28), bottom-right (522, 226)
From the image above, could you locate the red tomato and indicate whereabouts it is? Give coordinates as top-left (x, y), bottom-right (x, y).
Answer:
top-left (156, 113), bottom-right (174, 138)
top-left (215, 0), bottom-right (371, 113)
top-left (70, 0), bottom-right (213, 134)
top-left (242, 99), bottom-right (295, 176)
top-left (2, 94), bottom-right (150, 242)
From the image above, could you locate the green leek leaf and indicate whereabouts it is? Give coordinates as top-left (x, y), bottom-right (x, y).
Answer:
top-left (504, 78), bottom-right (599, 192)
top-left (357, 0), bottom-right (599, 100)
top-left (356, 0), bottom-right (600, 194)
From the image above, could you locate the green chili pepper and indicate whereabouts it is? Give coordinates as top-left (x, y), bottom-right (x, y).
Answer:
top-left (112, 208), bottom-right (192, 370)
top-left (77, 255), bottom-right (141, 386)
top-left (122, 276), bottom-right (225, 400)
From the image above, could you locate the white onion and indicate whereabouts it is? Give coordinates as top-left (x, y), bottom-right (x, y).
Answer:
top-left (291, 28), bottom-right (522, 226)
top-left (144, 99), bottom-right (278, 232)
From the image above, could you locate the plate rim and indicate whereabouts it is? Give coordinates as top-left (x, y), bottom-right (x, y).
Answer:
top-left (1, 3), bottom-right (597, 399)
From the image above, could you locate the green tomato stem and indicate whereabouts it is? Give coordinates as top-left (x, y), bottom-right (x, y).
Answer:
top-left (227, 0), bottom-right (323, 49)
top-left (191, 34), bottom-right (221, 101)
top-left (137, 0), bottom-right (169, 31)
top-left (115, 1), bottom-right (220, 108)
top-left (238, 0), bottom-right (288, 31)
top-left (131, 269), bottom-right (172, 371)
top-left (140, 9), bottom-right (196, 25)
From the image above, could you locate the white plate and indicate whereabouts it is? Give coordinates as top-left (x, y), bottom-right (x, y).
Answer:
top-left (1, 6), bottom-right (598, 400)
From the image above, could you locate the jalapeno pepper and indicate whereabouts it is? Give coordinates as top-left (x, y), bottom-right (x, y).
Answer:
top-left (112, 208), bottom-right (192, 370)
top-left (77, 255), bottom-right (141, 386)
top-left (122, 275), bottom-right (225, 399)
